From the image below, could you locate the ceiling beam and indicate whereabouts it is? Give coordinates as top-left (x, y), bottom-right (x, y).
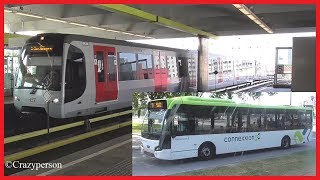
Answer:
top-left (4, 33), bottom-right (30, 44)
top-left (94, 4), bottom-right (217, 39)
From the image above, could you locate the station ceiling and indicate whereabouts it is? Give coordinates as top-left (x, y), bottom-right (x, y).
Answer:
top-left (4, 4), bottom-right (316, 40)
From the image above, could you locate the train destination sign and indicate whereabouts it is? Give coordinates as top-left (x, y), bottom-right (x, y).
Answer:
top-left (30, 46), bottom-right (53, 52)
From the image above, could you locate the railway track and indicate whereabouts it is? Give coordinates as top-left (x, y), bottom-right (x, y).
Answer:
top-left (4, 110), bottom-right (132, 175)
top-left (211, 79), bottom-right (273, 93)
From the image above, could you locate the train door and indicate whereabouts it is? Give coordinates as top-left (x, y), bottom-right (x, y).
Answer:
top-left (93, 45), bottom-right (118, 102)
top-left (153, 51), bottom-right (168, 91)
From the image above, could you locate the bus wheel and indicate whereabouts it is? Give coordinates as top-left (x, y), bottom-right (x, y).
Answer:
top-left (281, 136), bottom-right (291, 149)
top-left (198, 143), bottom-right (215, 160)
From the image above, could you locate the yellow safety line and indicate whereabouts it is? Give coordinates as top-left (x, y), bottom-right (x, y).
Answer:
top-left (90, 110), bottom-right (132, 123)
top-left (5, 110), bottom-right (132, 144)
top-left (5, 121), bottom-right (132, 162)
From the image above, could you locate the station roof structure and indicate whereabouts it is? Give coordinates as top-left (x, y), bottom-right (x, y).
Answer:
top-left (4, 4), bottom-right (316, 40)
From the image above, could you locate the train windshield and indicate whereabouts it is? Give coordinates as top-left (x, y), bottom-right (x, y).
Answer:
top-left (15, 35), bottom-right (63, 91)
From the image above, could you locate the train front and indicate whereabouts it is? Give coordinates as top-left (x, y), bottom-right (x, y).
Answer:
top-left (14, 34), bottom-right (64, 118)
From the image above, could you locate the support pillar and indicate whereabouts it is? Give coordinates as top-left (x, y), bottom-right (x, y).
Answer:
top-left (197, 36), bottom-right (209, 92)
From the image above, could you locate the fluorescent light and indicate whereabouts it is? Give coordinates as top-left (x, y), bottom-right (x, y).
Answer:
top-left (90, 26), bottom-right (106, 30)
top-left (15, 31), bottom-right (43, 36)
top-left (232, 4), bottom-right (242, 9)
top-left (69, 22), bottom-right (88, 27)
top-left (4, 9), bottom-right (12, 13)
top-left (16, 12), bottom-right (43, 19)
top-left (247, 14), bottom-right (256, 21)
top-left (239, 8), bottom-right (250, 15)
top-left (233, 4), bottom-right (273, 34)
top-left (121, 32), bottom-right (135, 35)
top-left (106, 29), bottom-right (121, 33)
top-left (133, 34), bottom-right (146, 38)
top-left (45, 17), bottom-right (67, 23)
top-left (253, 19), bottom-right (262, 25)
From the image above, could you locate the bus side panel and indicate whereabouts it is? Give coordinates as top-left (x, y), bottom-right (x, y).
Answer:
top-left (181, 129), bottom-right (310, 157)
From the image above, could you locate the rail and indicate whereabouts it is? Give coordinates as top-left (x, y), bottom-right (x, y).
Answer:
top-left (211, 79), bottom-right (273, 93)
top-left (5, 121), bottom-right (132, 162)
top-left (5, 110), bottom-right (132, 144)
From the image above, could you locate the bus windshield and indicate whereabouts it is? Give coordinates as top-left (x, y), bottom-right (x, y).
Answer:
top-left (142, 109), bottom-right (167, 134)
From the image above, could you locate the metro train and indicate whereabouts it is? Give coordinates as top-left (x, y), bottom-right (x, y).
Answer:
top-left (13, 33), bottom-right (269, 119)
top-left (14, 33), bottom-right (196, 119)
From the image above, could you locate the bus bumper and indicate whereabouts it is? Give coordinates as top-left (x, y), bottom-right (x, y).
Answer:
top-left (154, 149), bottom-right (172, 160)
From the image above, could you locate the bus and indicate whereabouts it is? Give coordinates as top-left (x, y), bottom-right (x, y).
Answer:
top-left (140, 96), bottom-right (313, 160)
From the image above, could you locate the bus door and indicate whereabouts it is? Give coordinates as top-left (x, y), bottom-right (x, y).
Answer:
top-left (94, 45), bottom-right (118, 102)
top-left (170, 114), bottom-right (195, 159)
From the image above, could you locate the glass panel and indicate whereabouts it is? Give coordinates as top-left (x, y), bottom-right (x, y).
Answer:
top-left (119, 52), bottom-right (137, 81)
top-left (96, 51), bottom-right (105, 82)
top-left (65, 45), bottom-right (86, 103)
top-left (108, 52), bottom-right (116, 81)
top-left (166, 56), bottom-right (178, 78)
top-left (137, 54), bottom-right (152, 79)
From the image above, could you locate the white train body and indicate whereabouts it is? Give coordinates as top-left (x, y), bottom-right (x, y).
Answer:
top-left (14, 33), bottom-right (271, 119)
top-left (14, 34), bottom-right (196, 118)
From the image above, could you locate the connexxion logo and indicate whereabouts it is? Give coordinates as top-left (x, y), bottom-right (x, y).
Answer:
top-left (294, 131), bottom-right (304, 144)
top-left (224, 133), bottom-right (261, 143)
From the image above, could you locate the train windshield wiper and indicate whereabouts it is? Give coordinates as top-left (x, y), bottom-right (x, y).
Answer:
top-left (30, 73), bottom-right (51, 94)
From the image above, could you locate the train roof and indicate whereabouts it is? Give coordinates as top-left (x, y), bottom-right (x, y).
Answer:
top-left (152, 96), bottom-right (313, 111)
top-left (31, 33), bottom-right (196, 53)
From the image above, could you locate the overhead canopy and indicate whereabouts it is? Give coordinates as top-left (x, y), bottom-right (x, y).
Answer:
top-left (4, 4), bottom-right (316, 40)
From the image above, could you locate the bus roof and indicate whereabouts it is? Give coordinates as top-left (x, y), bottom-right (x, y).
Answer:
top-left (151, 96), bottom-right (313, 111)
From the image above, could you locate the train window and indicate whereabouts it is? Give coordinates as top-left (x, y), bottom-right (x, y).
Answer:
top-left (65, 45), bottom-right (86, 103)
top-left (96, 51), bottom-right (105, 82)
top-left (166, 56), bottom-right (178, 78)
top-left (108, 52), bottom-right (116, 81)
top-left (137, 54), bottom-right (152, 79)
top-left (118, 52), bottom-right (138, 81)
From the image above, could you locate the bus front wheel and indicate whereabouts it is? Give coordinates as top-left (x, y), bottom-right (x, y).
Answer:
top-left (281, 136), bottom-right (291, 149)
top-left (198, 143), bottom-right (215, 160)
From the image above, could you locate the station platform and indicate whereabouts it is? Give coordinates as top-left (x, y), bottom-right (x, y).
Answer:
top-left (12, 134), bottom-right (132, 176)
top-left (5, 96), bottom-right (13, 105)
top-left (250, 86), bottom-right (291, 92)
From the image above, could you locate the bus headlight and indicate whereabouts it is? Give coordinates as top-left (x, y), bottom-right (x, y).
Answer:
top-left (14, 96), bottom-right (20, 101)
top-left (52, 98), bottom-right (59, 103)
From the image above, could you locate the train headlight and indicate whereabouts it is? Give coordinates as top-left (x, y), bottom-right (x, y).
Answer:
top-left (14, 96), bottom-right (20, 101)
top-left (52, 98), bottom-right (59, 103)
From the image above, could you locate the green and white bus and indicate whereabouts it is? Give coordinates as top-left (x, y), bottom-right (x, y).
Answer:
top-left (140, 96), bottom-right (313, 160)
